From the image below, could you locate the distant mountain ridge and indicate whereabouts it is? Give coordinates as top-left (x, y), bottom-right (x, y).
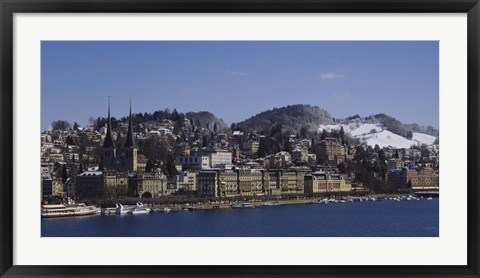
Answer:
top-left (235, 104), bottom-right (334, 133)
top-left (364, 114), bottom-right (438, 137)
top-left (232, 104), bottom-right (438, 147)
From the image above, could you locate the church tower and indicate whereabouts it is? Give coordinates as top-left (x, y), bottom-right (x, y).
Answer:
top-left (102, 97), bottom-right (116, 170)
top-left (124, 99), bottom-right (138, 172)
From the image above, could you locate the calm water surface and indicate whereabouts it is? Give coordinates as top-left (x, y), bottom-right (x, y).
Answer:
top-left (41, 199), bottom-right (439, 237)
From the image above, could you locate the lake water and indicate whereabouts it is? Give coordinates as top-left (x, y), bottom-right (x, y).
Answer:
top-left (41, 198), bottom-right (439, 237)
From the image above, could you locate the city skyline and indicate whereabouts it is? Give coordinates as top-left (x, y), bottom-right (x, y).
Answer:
top-left (41, 41), bottom-right (439, 131)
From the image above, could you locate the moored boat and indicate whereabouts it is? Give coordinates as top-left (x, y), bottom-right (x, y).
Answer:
top-left (41, 203), bottom-right (101, 218)
top-left (128, 202), bottom-right (151, 214)
top-left (115, 203), bottom-right (133, 214)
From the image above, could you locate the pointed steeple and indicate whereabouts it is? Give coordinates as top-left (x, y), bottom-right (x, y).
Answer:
top-left (103, 96), bottom-right (115, 149)
top-left (125, 99), bottom-right (136, 148)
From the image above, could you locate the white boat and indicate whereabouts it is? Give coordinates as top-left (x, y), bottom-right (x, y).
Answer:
top-left (231, 203), bottom-right (242, 208)
top-left (164, 207), bottom-right (171, 213)
top-left (242, 202), bottom-right (254, 208)
top-left (264, 201), bottom-right (280, 206)
top-left (101, 207), bottom-right (117, 215)
top-left (41, 203), bottom-right (101, 218)
top-left (115, 203), bottom-right (133, 214)
top-left (127, 202), bottom-right (151, 214)
top-left (129, 203), bottom-right (151, 214)
top-left (313, 198), bottom-right (329, 204)
top-left (426, 197), bottom-right (433, 200)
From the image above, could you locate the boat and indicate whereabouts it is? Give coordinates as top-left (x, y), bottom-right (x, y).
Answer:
top-left (101, 207), bottom-right (117, 215)
top-left (164, 207), bottom-right (171, 213)
top-left (128, 202), bottom-right (151, 214)
top-left (263, 201), bottom-right (280, 206)
top-left (426, 197), bottom-right (433, 200)
top-left (231, 202), bottom-right (254, 208)
top-left (41, 203), bottom-right (101, 218)
top-left (313, 198), bottom-right (329, 204)
top-left (115, 203), bottom-right (133, 214)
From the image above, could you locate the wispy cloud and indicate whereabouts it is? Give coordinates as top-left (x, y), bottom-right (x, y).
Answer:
top-left (225, 70), bottom-right (247, 76)
top-left (320, 72), bottom-right (345, 79)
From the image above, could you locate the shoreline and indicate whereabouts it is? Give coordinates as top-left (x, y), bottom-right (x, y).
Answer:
top-left (127, 193), bottom-right (431, 212)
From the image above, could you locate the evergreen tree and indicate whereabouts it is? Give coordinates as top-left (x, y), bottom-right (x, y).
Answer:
top-left (320, 129), bottom-right (328, 140)
top-left (165, 154), bottom-right (178, 178)
top-left (79, 163), bottom-right (84, 174)
top-left (406, 130), bottom-right (413, 140)
top-left (145, 159), bottom-right (153, 172)
top-left (66, 135), bottom-right (75, 145)
top-left (202, 135), bottom-right (208, 148)
top-left (73, 122), bottom-right (80, 130)
top-left (257, 139), bottom-right (267, 158)
top-left (339, 126), bottom-right (345, 143)
top-left (61, 164), bottom-right (68, 184)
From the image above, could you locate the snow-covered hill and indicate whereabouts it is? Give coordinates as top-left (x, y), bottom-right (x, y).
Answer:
top-left (318, 123), bottom-right (437, 148)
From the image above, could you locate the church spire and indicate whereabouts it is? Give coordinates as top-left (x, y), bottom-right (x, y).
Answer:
top-left (125, 98), bottom-right (136, 148)
top-left (103, 96), bottom-right (115, 149)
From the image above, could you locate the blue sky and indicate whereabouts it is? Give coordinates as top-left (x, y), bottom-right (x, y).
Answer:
top-left (41, 41), bottom-right (439, 131)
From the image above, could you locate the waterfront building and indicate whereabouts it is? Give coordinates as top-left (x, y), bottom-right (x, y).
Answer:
top-left (237, 169), bottom-right (253, 196)
top-left (197, 170), bottom-right (218, 198)
top-left (75, 170), bottom-right (128, 200)
top-left (218, 169), bottom-right (239, 197)
top-left (175, 171), bottom-right (197, 194)
top-left (267, 171), bottom-right (282, 195)
top-left (280, 170), bottom-right (298, 194)
top-left (128, 170), bottom-right (167, 198)
top-left (387, 168), bottom-right (439, 192)
top-left (304, 171), bottom-right (350, 194)
top-left (41, 173), bottom-right (53, 198)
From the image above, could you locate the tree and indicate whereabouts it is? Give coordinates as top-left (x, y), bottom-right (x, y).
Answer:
top-left (66, 135), bottom-right (75, 145)
top-left (51, 120), bottom-right (71, 131)
top-left (164, 154), bottom-right (178, 179)
top-left (300, 126), bottom-right (308, 139)
top-left (213, 122), bottom-right (218, 133)
top-left (320, 129), bottom-right (328, 140)
top-left (73, 122), bottom-right (80, 131)
top-left (79, 163), bottom-right (84, 174)
top-left (145, 159), bottom-right (153, 172)
top-left (61, 164), bottom-right (68, 184)
top-left (339, 126), bottom-right (345, 143)
top-left (406, 130), bottom-right (413, 140)
top-left (257, 139), bottom-right (267, 158)
top-left (202, 135), bottom-right (208, 148)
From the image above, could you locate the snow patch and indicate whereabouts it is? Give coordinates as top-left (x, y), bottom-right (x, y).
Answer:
top-left (318, 122), bottom-right (435, 148)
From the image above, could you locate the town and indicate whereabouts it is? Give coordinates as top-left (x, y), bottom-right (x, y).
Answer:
top-left (40, 100), bottom-right (439, 208)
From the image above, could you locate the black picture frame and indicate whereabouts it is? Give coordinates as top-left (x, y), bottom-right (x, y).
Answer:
top-left (1, 1), bottom-right (479, 277)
